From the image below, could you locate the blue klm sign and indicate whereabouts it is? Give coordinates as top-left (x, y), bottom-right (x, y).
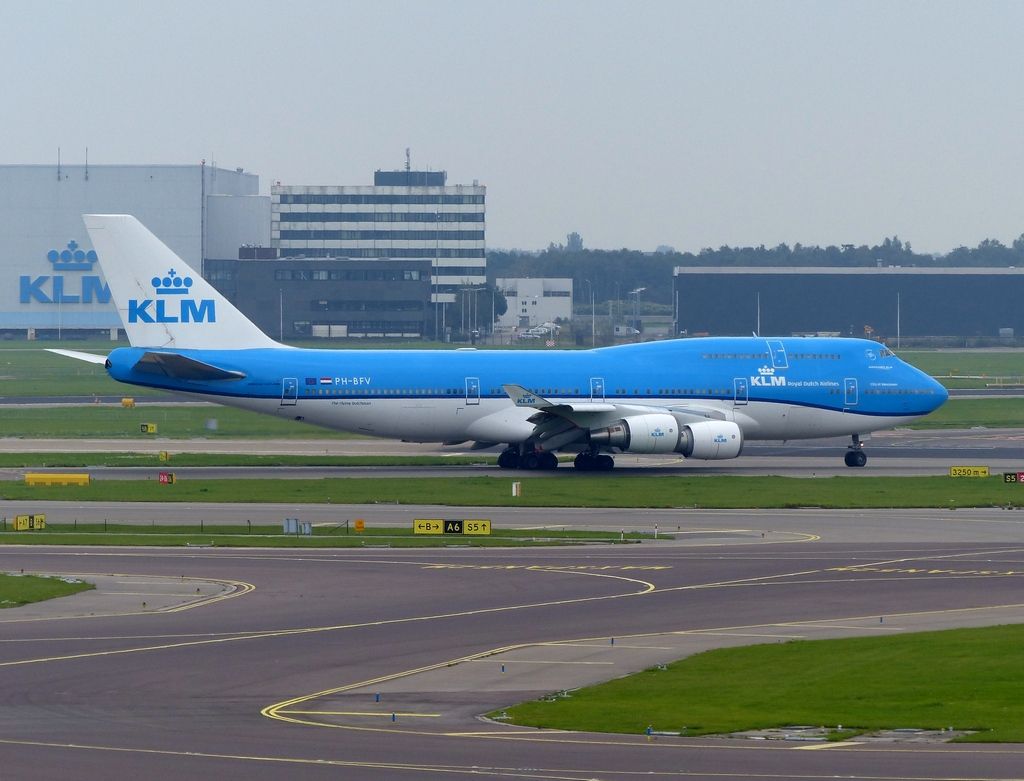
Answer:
top-left (20, 241), bottom-right (111, 304)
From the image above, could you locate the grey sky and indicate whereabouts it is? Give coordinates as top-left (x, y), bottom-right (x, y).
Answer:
top-left (3, 1), bottom-right (1023, 253)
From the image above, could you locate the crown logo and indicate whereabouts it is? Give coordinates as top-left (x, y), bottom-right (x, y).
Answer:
top-left (151, 269), bottom-right (194, 296)
top-left (757, 365), bottom-right (776, 376)
top-left (47, 240), bottom-right (98, 271)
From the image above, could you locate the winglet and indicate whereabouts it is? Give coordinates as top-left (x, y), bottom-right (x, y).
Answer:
top-left (502, 384), bottom-right (553, 408)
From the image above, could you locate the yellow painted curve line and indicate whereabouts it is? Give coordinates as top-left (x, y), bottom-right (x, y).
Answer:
top-left (0, 565), bottom-right (654, 668)
top-left (261, 565), bottom-right (1024, 741)
top-left (262, 566), bottom-right (844, 732)
top-left (0, 572), bottom-right (254, 624)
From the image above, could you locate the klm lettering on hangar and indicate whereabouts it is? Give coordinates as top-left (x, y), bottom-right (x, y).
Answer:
top-left (20, 241), bottom-right (111, 304)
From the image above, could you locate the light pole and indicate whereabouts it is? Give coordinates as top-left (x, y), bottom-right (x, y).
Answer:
top-left (629, 287), bottom-right (646, 336)
top-left (584, 278), bottom-right (595, 346)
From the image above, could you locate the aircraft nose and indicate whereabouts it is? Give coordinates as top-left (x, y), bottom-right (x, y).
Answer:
top-left (928, 374), bottom-right (949, 409)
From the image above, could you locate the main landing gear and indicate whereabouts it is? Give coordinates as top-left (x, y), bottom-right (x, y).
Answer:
top-left (844, 434), bottom-right (868, 468)
top-left (497, 447), bottom-right (558, 470)
top-left (573, 452), bottom-right (615, 471)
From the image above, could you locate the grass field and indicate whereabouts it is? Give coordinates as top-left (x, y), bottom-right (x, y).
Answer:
top-left (498, 624), bottom-right (1024, 742)
top-left (909, 397), bottom-right (1024, 428)
top-left (0, 404), bottom-right (354, 439)
top-left (0, 474), bottom-right (1018, 508)
top-left (0, 572), bottom-right (93, 608)
top-left (900, 351), bottom-right (1024, 384)
top-left (0, 523), bottom-right (647, 548)
top-left (0, 453), bottom-right (496, 468)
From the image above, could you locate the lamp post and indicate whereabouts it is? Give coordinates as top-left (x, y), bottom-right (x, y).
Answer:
top-left (584, 278), bottom-right (595, 347)
top-left (629, 287), bottom-right (646, 337)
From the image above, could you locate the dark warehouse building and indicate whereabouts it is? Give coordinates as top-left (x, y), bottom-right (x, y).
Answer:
top-left (205, 255), bottom-right (433, 340)
top-left (674, 267), bottom-right (1024, 343)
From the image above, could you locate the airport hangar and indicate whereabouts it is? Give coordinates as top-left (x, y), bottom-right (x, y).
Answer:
top-left (0, 163), bottom-right (485, 342)
top-left (673, 265), bottom-right (1024, 344)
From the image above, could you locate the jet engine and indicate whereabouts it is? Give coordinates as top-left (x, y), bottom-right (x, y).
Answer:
top-left (589, 415), bottom-right (743, 459)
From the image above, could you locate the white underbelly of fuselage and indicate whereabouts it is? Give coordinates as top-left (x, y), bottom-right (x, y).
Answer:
top-left (177, 392), bottom-right (925, 445)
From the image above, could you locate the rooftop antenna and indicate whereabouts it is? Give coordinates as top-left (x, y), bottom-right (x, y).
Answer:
top-left (57, 147), bottom-right (61, 181)
top-left (84, 147), bottom-right (89, 181)
top-left (405, 147), bottom-right (411, 172)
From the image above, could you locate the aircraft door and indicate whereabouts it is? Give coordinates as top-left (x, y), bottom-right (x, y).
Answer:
top-left (281, 377), bottom-right (298, 406)
top-left (465, 377), bottom-right (481, 405)
top-left (733, 377), bottom-right (748, 405)
top-left (844, 377), bottom-right (858, 407)
top-left (766, 340), bottom-right (788, 369)
top-left (590, 377), bottom-right (605, 402)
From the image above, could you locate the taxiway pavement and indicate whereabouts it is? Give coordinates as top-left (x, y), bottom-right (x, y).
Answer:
top-left (2, 510), bottom-right (1024, 780)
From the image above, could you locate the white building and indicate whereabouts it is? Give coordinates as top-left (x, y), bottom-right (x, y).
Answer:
top-left (495, 277), bottom-right (573, 330)
top-left (271, 169), bottom-right (486, 306)
top-left (0, 163), bottom-right (269, 337)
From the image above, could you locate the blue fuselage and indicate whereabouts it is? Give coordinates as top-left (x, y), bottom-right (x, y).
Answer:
top-left (104, 336), bottom-right (946, 445)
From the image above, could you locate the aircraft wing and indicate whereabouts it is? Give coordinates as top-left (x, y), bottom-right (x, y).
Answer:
top-left (132, 351), bottom-right (246, 381)
top-left (502, 383), bottom-right (732, 452)
top-left (502, 384), bottom-right (727, 425)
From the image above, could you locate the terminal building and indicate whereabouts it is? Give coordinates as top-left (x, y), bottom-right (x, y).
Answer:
top-left (0, 161), bottom-right (483, 342)
top-left (271, 168), bottom-right (486, 313)
top-left (0, 162), bottom-right (268, 338)
top-left (674, 266), bottom-right (1024, 343)
top-left (495, 277), bottom-right (573, 330)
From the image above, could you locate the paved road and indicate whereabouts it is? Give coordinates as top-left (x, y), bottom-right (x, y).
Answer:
top-left (2, 511), bottom-right (1024, 779)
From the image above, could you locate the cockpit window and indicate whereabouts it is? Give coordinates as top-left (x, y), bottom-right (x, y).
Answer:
top-left (880, 348), bottom-right (896, 358)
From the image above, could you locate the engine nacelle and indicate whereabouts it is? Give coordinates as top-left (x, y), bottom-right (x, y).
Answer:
top-left (588, 413), bottom-right (681, 454)
top-left (589, 416), bottom-right (743, 459)
top-left (677, 420), bottom-right (743, 460)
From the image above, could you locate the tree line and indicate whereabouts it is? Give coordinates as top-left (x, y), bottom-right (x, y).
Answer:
top-left (487, 235), bottom-right (1024, 308)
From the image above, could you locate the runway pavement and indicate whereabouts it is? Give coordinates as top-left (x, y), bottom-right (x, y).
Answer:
top-left (3, 510), bottom-right (1024, 779)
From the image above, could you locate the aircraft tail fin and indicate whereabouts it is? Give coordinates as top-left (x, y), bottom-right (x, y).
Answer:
top-left (83, 214), bottom-right (280, 350)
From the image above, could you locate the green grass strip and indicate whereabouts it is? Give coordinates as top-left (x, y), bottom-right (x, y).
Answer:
top-left (0, 523), bottom-right (647, 548)
top-left (499, 624), bottom-right (1024, 742)
top-left (0, 572), bottom-right (94, 608)
top-left (0, 453), bottom-right (496, 468)
top-left (909, 397), bottom-right (1024, 429)
top-left (0, 475), bottom-right (1019, 508)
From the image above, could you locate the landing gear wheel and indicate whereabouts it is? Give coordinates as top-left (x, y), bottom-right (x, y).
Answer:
top-left (574, 453), bottom-right (596, 471)
top-left (522, 453), bottom-right (541, 470)
top-left (597, 454), bottom-right (615, 471)
top-left (497, 448), bottom-right (519, 469)
top-left (539, 452), bottom-right (559, 470)
top-left (844, 449), bottom-right (867, 468)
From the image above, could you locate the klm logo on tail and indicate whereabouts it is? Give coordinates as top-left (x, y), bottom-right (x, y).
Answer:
top-left (128, 269), bottom-right (216, 324)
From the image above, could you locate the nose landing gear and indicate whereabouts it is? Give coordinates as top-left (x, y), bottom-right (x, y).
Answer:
top-left (844, 434), bottom-right (867, 467)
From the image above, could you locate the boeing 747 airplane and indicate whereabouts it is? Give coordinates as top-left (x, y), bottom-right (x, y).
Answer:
top-left (52, 215), bottom-right (948, 470)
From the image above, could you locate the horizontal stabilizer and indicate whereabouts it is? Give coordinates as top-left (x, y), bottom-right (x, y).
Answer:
top-left (46, 348), bottom-right (108, 365)
top-left (133, 351), bottom-right (246, 381)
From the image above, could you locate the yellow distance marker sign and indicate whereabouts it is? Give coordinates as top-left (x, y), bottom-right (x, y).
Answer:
top-left (949, 466), bottom-right (990, 478)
